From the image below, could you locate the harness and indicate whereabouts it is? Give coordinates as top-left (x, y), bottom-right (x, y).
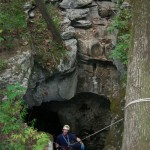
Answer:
top-left (62, 134), bottom-right (70, 148)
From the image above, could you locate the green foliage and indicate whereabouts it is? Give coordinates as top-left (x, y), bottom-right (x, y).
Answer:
top-left (0, 0), bottom-right (28, 50)
top-left (0, 84), bottom-right (52, 149)
top-left (108, 1), bottom-right (131, 64)
top-left (0, 59), bottom-right (8, 72)
top-left (0, 0), bottom-right (27, 33)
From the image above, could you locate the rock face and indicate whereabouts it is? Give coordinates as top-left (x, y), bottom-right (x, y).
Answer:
top-left (26, 93), bottom-right (111, 150)
top-left (25, 0), bottom-right (120, 107)
top-left (60, 0), bottom-right (92, 8)
top-left (0, 50), bottom-right (33, 88)
top-left (0, 0), bottom-right (125, 149)
top-left (51, 93), bottom-right (111, 149)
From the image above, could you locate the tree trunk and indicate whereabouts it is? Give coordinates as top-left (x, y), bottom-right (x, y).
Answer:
top-left (35, 0), bottom-right (63, 45)
top-left (122, 0), bottom-right (150, 150)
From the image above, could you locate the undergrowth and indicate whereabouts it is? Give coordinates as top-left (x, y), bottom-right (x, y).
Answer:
top-left (0, 84), bottom-right (52, 150)
top-left (30, 3), bottom-right (66, 70)
top-left (0, 59), bottom-right (8, 72)
top-left (108, 0), bottom-right (131, 64)
top-left (0, 0), bottom-right (28, 50)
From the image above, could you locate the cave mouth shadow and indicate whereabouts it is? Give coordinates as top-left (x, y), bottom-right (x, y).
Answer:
top-left (25, 105), bottom-right (62, 140)
top-left (25, 92), bottom-right (111, 150)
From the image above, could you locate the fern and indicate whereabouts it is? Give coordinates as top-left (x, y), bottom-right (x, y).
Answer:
top-left (0, 84), bottom-right (52, 149)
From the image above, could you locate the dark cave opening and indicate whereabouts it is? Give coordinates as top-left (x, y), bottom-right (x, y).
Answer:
top-left (25, 105), bottom-right (62, 140)
top-left (25, 92), bottom-right (111, 150)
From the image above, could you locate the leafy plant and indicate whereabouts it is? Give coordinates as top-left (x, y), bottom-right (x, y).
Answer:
top-left (108, 0), bottom-right (131, 64)
top-left (0, 84), bottom-right (52, 149)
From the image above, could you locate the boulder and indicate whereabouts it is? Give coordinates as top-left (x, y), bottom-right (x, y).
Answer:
top-left (78, 39), bottom-right (103, 59)
top-left (61, 26), bottom-right (75, 40)
top-left (97, 1), bottom-right (116, 18)
top-left (0, 51), bottom-right (33, 88)
top-left (66, 8), bottom-right (89, 21)
top-left (25, 70), bottom-right (78, 106)
top-left (72, 20), bottom-right (92, 28)
top-left (60, 0), bottom-right (92, 9)
top-left (58, 39), bottom-right (77, 72)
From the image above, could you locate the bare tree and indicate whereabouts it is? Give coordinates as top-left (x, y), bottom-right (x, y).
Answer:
top-left (35, 0), bottom-right (63, 45)
top-left (122, 0), bottom-right (150, 149)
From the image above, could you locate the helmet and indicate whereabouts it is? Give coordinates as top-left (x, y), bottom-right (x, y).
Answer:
top-left (63, 125), bottom-right (70, 130)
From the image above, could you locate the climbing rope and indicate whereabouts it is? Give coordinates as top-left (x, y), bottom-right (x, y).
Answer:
top-left (69, 118), bottom-right (124, 147)
top-left (81, 118), bottom-right (123, 141)
top-left (54, 98), bottom-right (150, 149)
top-left (125, 98), bottom-right (150, 108)
top-left (54, 118), bottom-right (123, 149)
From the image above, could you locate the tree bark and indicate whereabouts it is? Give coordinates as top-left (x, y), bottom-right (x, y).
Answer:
top-left (122, 0), bottom-right (150, 150)
top-left (35, 0), bottom-right (63, 45)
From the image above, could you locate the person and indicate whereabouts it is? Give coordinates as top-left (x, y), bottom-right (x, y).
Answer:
top-left (55, 125), bottom-right (85, 150)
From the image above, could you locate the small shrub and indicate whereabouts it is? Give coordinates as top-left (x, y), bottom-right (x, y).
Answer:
top-left (0, 84), bottom-right (52, 149)
top-left (108, 0), bottom-right (131, 64)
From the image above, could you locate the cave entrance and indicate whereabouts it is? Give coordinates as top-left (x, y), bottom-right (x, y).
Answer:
top-left (25, 92), bottom-right (111, 150)
top-left (25, 104), bottom-right (62, 139)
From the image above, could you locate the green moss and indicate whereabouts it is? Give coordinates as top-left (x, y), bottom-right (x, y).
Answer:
top-left (104, 83), bottom-right (126, 149)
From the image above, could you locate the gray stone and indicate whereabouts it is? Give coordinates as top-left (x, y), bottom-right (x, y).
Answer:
top-left (78, 39), bottom-right (103, 59)
top-left (66, 8), bottom-right (89, 21)
top-left (89, 2), bottom-right (100, 19)
top-left (57, 39), bottom-right (77, 72)
top-left (121, 1), bottom-right (131, 9)
top-left (0, 51), bottom-right (33, 88)
top-left (23, 2), bottom-right (32, 10)
top-left (97, 1), bottom-right (116, 18)
top-left (28, 11), bottom-right (35, 18)
top-left (60, 0), bottom-right (92, 8)
top-left (73, 20), bottom-right (92, 28)
top-left (61, 26), bottom-right (75, 40)
top-left (61, 17), bottom-right (71, 27)
top-left (25, 70), bottom-right (77, 106)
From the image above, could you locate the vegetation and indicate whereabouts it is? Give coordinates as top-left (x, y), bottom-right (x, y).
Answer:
top-left (0, 84), bottom-right (52, 149)
top-left (0, 59), bottom-right (8, 72)
top-left (108, 1), bottom-right (131, 64)
top-left (0, 0), bottom-right (28, 50)
top-left (30, 3), bottom-right (66, 70)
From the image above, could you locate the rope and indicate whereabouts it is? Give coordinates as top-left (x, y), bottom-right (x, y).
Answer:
top-left (125, 98), bottom-right (150, 108)
top-left (54, 98), bottom-right (150, 149)
top-left (69, 118), bottom-right (123, 146)
top-left (81, 118), bottom-right (123, 141)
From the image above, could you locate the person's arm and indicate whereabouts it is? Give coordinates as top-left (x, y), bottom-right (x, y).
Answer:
top-left (76, 137), bottom-right (83, 144)
top-left (55, 143), bottom-right (59, 149)
top-left (56, 136), bottom-right (60, 149)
